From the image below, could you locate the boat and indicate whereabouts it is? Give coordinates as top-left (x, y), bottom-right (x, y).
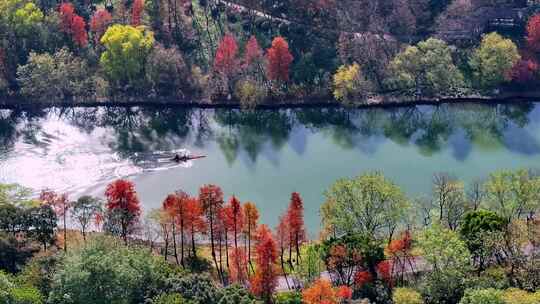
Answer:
top-left (172, 154), bottom-right (206, 162)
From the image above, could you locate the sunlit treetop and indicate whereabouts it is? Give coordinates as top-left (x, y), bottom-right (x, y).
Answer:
top-left (0, 0), bottom-right (43, 34)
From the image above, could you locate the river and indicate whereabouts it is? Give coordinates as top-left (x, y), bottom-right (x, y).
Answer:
top-left (1, 102), bottom-right (539, 236)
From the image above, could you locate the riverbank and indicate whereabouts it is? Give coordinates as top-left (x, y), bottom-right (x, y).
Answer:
top-left (1, 91), bottom-right (540, 110)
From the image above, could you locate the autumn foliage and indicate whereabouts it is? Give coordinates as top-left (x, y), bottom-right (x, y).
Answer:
top-left (266, 36), bottom-right (294, 82)
top-left (244, 35), bottom-right (263, 66)
top-left (287, 192), bottom-right (305, 265)
top-left (199, 184), bottom-right (225, 278)
top-left (223, 195), bottom-right (244, 249)
top-left (507, 59), bottom-right (538, 84)
top-left (105, 179), bottom-right (141, 243)
top-left (527, 14), bottom-right (540, 52)
top-left (214, 34), bottom-right (239, 77)
top-left (131, 0), bottom-right (144, 26)
top-left (243, 201), bottom-right (259, 267)
top-left (302, 279), bottom-right (338, 304)
top-left (229, 247), bottom-right (248, 284)
top-left (59, 3), bottom-right (88, 47)
top-left (90, 9), bottom-right (112, 43)
top-left (250, 224), bottom-right (278, 303)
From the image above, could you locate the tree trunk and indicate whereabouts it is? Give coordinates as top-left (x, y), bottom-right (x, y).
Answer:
top-left (180, 219), bottom-right (185, 267)
top-left (172, 221), bottom-right (179, 265)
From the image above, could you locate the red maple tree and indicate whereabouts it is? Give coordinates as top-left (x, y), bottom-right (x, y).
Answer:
top-left (199, 184), bottom-right (225, 280)
top-left (163, 191), bottom-right (191, 266)
top-left (506, 59), bottom-right (538, 85)
top-left (131, 0), bottom-right (144, 26)
top-left (243, 201), bottom-right (259, 271)
top-left (386, 231), bottom-right (415, 285)
top-left (527, 14), bottom-right (540, 52)
top-left (287, 192), bottom-right (305, 266)
top-left (376, 260), bottom-right (393, 287)
top-left (224, 195), bottom-right (244, 250)
top-left (229, 247), bottom-right (248, 284)
top-left (89, 9), bottom-right (112, 43)
top-left (250, 224), bottom-right (278, 303)
top-left (104, 179), bottom-right (141, 244)
top-left (59, 3), bottom-right (88, 47)
top-left (244, 35), bottom-right (263, 66)
top-left (354, 271), bottom-right (372, 288)
top-left (40, 190), bottom-right (70, 251)
top-left (266, 36), bottom-right (294, 82)
top-left (276, 215), bottom-right (290, 278)
top-left (185, 196), bottom-right (206, 258)
top-left (214, 34), bottom-right (239, 77)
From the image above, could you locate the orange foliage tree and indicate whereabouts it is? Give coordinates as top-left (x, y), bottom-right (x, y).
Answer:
top-left (266, 36), bottom-right (294, 83)
top-left (276, 215), bottom-right (290, 281)
top-left (40, 190), bottom-right (70, 251)
top-left (287, 192), bottom-right (306, 266)
top-left (131, 0), bottom-right (144, 26)
top-left (243, 201), bottom-right (259, 271)
top-left (527, 14), bottom-right (540, 52)
top-left (302, 279), bottom-right (337, 304)
top-left (386, 230), bottom-right (415, 285)
top-left (185, 196), bottom-right (206, 258)
top-left (250, 224), bottom-right (278, 303)
top-left (199, 184), bottom-right (225, 280)
top-left (59, 3), bottom-right (88, 47)
top-left (229, 247), bottom-right (248, 284)
top-left (224, 195), bottom-right (244, 250)
top-left (104, 179), bottom-right (141, 244)
top-left (163, 191), bottom-right (192, 266)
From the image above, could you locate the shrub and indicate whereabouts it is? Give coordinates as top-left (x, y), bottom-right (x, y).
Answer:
top-left (152, 293), bottom-right (187, 304)
top-left (16, 48), bottom-right (96, 101)
top-left (275, 292), bottom-right (302, 304)
top-left (501, 288), bottom-right (540, 304)
top-left (333, 63), bottom-right (372, 104)
top-left (48, 237), bottom-right (172, 304)
top-left (393, 288), bottom-right (423, 304)
top-left (0, 272), bottom-right (14, 304)
top-left (234, 78), bottom-right (266, 109)
top-left (459, 289), bottom-right (504, 304)
top-left (10, 286), bottom-right (43, 304)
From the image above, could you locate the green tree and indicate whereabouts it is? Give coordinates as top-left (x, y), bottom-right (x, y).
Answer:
top-left (10, 286), bottom-right (44, 304)
top-left (27, 205), bottom-right (56, 251)
top-left (100, 24), bottom-right (154, 87)
top-left (419, 225), bottom-right (472, 304)
top-left (71, 196), bottom-right (103, 241)
top-left (321, 172), bottom-right (409, 242)
top-left (459, 289), bottom-right (504, 304)
top-left (484, 169), bottom-right (540, 223)
top-left (389, 38), bottom-right (465, 97)
top-left (292, 243), bottom-right (324, 285)
top-left (469, 32), bottom-right (520, 90)
top-left (48, 237), bottom-right (172, 304)
top-left (460, 210), bottom-right (506, 271)
top-left (16, 48), bottom-right (96, 101)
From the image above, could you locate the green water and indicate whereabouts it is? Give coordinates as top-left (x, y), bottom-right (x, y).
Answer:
top-left (1, 103), bottom-right (539, 235)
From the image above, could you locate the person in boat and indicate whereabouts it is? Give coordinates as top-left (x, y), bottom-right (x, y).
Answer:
top-left (172, 153), bottom-right (187, 162)
top-left (172, 153), bottom-right (206, 162)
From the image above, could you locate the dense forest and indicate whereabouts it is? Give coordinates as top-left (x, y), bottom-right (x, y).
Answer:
top-left (3, 0), bottom-right (540, 106)
top-left (1, 168), bottom-right (539, 304)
